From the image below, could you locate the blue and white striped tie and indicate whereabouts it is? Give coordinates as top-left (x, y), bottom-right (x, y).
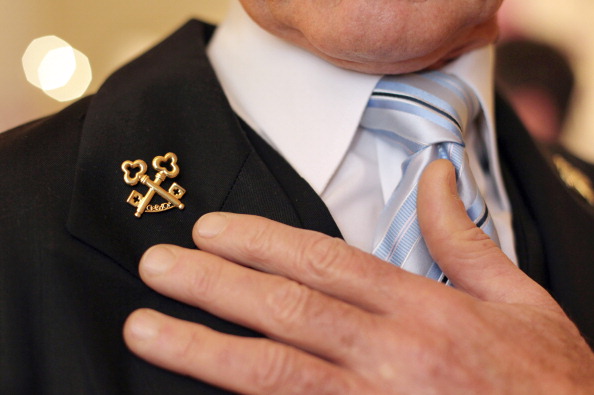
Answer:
top-left (361, 71), bottom-right (499, 284)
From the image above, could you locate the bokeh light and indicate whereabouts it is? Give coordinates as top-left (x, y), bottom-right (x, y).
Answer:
top-left (22, 35), bottom-right (92, 102)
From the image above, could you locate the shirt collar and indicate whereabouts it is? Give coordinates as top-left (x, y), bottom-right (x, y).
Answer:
top-left (207, 1), bottom-right (505, 203)
top-left (207, 1), bottom-right (380, 194)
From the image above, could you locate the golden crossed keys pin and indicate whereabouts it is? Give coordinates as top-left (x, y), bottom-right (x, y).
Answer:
top-left (121, 152), bottom-right (186, 218)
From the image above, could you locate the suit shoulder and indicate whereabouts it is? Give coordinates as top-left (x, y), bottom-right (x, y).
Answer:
top-left (0, 96), bottom-right (93, 219)
top-left (0, 95), bottom-right (92, 158)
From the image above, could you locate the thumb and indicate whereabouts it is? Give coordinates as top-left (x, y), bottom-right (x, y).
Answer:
top-left (418, 159), bottom-right (552, 306)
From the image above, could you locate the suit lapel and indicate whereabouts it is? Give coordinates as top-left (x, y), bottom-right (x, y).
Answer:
top-left (493, 96), bottom-right (548, 286)
top-left (495, 94), bottom-right (594, 343)
top-left (66, 20), bottom-right (339, 278)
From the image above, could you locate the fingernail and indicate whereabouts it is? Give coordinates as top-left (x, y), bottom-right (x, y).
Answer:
top-left (128, 309), bottom-right (160, 341)
top-left (196, 212), bottom-right (229, 238)
top-left (141, 245), bottom-right (175, 276)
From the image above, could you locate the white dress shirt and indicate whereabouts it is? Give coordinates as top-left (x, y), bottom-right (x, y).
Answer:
top-left (207, 1), bottom-right (518, 264)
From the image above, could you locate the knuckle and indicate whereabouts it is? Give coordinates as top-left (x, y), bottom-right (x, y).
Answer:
top-left (290, 366), bottom-right (359, 395)
top-left (172, 325), bottom-right (204, 368)
top-left (184, 256), bottom-right (220, 303)
top-left (240, 221), bottom-right (276, 262)
top-left (442, 227), bottom-right (500, 263)
top-left (462, 225), bottom-right (495, 244)
top-left (301, 236), bottom-right (352, 282)
top-left (265, 280), bottom-right (311, 329)
top-left (251, 341), bottom-right (358, 395)
top-left (250, 342), bottom-right (295, 393)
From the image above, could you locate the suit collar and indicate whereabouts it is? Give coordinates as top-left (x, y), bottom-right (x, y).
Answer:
top-left (66, 21), bottom-right (257, 276)
top-left (496, 94), bottom-right (594, 342)
top-left (494, 94), bottom-right (548, 286)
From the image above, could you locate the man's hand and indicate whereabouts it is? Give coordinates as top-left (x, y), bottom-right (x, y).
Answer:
top-left (123, 160), bottom-right (594, 394)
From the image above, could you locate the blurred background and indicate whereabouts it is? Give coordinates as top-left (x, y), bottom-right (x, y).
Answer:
top-left (1, 0), bottom-right (593, 162)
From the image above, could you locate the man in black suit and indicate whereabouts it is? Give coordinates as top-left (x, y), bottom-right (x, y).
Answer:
top-left (2, 0), bottom-right (594, 393)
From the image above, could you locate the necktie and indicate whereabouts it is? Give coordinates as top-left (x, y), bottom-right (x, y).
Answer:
top-left (360, 71), bottom-right (499, 283)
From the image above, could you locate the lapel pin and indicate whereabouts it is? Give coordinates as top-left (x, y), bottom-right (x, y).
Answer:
top-left (552, 154), bottom-right (594, 207)
top-left (121, 152), bottom-right (186, 217)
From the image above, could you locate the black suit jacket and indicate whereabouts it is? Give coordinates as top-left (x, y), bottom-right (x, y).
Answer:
top-left (1, 20), bottom-right (593, 394)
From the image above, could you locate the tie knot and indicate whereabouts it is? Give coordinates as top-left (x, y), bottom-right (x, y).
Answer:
top-left (362, 71), bottom-right (480, 147)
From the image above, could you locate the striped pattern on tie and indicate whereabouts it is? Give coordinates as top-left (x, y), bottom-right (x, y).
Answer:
top-left (361, 71), bottom-right (499, 284)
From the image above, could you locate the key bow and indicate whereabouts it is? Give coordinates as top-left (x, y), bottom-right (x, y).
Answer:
top-left (121, 152), bottom-right (186, 218)
top-left (152, 152), bottom-right (179, 178)
top-left (121, 159), bottom-right (148, 186)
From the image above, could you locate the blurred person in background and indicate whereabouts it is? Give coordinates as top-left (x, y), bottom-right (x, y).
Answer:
top-left (496, 39), bottom-right (575, 143)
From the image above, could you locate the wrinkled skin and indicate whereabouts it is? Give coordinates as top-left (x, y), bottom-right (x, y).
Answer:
top-left (239, 0), bottom-right (503, 74)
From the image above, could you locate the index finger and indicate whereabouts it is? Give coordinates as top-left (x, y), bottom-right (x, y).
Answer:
top-left (192, 213), bottom-right (444, 314)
